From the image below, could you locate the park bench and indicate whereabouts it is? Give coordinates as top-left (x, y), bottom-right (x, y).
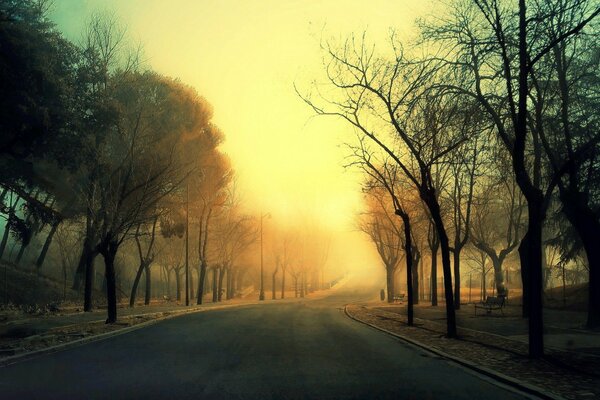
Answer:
top-left (392, 294), bottom-right (406, 303)
top-left (475, 294), bottom-right (506, 315)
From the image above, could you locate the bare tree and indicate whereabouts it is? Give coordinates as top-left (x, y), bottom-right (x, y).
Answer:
top-left (298, 37), bottom-right (467, 336)
top-left (349, 139), bottom-right (417, 324)
top-left (470, 156), bottom-right (524, 295)
top-left (421, 0), bottom-right (599, 355)
top-left (272, 254), bottom-right (280, 299)
top-left (530, 3), bottom-right (600, 327)
top-left (274, 231), bottom-right (296, 299)
top-left (129, 215), bottom-right (158, 307)
top-left (191, 152), bottom-right (231, 305)
top-left (359, 184), bottom-right (404, 304)
top-left (211, 191), bottom-right (257, 302)
top-left (445, 135), bottom-right (480, 309)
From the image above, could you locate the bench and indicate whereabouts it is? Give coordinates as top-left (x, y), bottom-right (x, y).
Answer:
top-left (475, 294), bottom-right (506, 315)
top-left (392, 294), bottom-right (406, 303)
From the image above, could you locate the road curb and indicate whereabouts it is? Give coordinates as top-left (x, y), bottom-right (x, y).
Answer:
top-left (344, 305), bottom-right (566, 400)
top-left (0, 301), bottom-right (258, 367)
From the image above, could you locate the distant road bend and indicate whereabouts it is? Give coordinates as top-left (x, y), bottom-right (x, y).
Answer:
top-left (0, 284), bottom-right (535, 399)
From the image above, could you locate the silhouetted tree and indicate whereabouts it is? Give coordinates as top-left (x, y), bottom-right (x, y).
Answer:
top-left (421, 0), bottom-right (599, 355)
top-left (299, 38), bottom-right (465, 336)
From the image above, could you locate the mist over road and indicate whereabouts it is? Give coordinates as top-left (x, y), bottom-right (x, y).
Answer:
top-left (0, 284), bottom-right (532, 400)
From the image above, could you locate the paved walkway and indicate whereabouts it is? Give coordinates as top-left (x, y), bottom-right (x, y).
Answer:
top-left (375, 302), bottom-right (600, 355)
top-left (0, 300), bottom-right (256, 339)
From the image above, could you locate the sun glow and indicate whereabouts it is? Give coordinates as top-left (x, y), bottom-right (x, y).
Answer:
top-left (50, 0), bottom-right (434, 275)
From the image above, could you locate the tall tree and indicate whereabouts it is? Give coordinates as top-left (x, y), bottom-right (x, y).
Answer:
top-left (129, 215), bottom-right (158, 307)
top-left (299, 39), bottom-right (468, 336)
top-left (79, 71), bottom-right (209, 322)
top-left (421, 0), bottom-right (599, 356)
top-left (445, 135), bottom-right (480, 309)
top-left (359, 184), bottom-right (404, 305)
top-left (471, 150), bottom-right (525, 295)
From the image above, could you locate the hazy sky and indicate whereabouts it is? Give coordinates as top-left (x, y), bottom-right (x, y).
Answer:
top-left (50, 0), bottom-right (434, 274)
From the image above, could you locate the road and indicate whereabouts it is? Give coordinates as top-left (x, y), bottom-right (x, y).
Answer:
top-left (0, 285), bottom-right (535, 399)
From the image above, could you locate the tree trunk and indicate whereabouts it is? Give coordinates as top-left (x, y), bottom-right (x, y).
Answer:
top-left (83, 246), bottom-right (98, 312)
top-left (386, 267), bottom-right (395, 303)
top-left (175, 270), bottom-right (182, 301)
top-left (0, 214), bottom-right (15, 259)
top-left (559, 193), bottom-right (600, 328)
top-left (294, 277), bottom-right (299, 297)
top-left (72, 249), bottom-right (86, 291)
top-left (230, 269), bottom-right (237, 298)
top-left (426, 197), bottom-right (457, 338)
top-left (520, 201), bottom-right (544, 357)
top-left (62, 258), bottom-right (67, 301)
top-left (272, 269), bottom-right (278, 299)
top-left (419, 255), bottom-right (425, 301)
top-left (281, 268), bottom-right (286, 299)
top-left (189, 269), bottom-right (194, 300)
top-left (218, 268), bottom-right (226, 301)
top-left (519, 233), bottom-right (531, 317)
top-left (453, 248), bottom-right (461, 309)
top-left (197, 260), bottom-right (207, 305)
top-left (304, 272), bottom-right (308, 294)
top-left (400, 213), bottom-right (414, 327)
top-left (492, 258), bottom-right (506, 295)
top-left (72, 258), bottom-right (85, 289)
top-left (542, 246), bottom-right (551, 290)
top-left (100, 242), bottom-right (118, 324)
top-left (0, 193), bottom-right (21, 260)
top-left (412, 250), bottom-right (419, 305)
top-left (431, 245), bottom-right (438, 306)
top-left (205, 267), bottom-right (211, 292)
top-left (15, 241), bottom-right (27, 265)
top-left (212, 267), bottom-right (219, 303)
top-left (481, 262), bottom-right (487, 301)
top-left (225, 270), bottom-right (231, 299)
top-left (129, 262), bottom-right (145, 307)
top-left (226, 268), bottom-right (233, 299)
top-left (165, 268), bottom-right (171, 300)
top-left (144, 264), bottom-right (151, 305)
top-left (35, 220), bottom-right (60, 269)
top-left (513, 0), bottom-right (544, 358)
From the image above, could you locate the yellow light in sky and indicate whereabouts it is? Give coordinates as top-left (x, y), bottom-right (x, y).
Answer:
top-left (51, 0), bottom-right (434, 274)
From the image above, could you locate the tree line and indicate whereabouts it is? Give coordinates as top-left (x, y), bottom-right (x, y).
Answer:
top-left (300, 0), bottom-right (600, 358)
top-left (0, 1), bottom-right (263, 323)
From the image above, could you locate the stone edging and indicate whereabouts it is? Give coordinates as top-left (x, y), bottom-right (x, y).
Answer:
top-left (0, 302), bottom-right (258, 367)
top-left (344, 304), bottom-right (566, 400)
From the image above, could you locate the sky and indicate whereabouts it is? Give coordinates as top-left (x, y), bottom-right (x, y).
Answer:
top-left (50, 0), bottom-right (434, 276)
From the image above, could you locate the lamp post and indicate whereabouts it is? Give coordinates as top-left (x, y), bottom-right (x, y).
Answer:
top-left (259, 212), bottom-right (271, 301)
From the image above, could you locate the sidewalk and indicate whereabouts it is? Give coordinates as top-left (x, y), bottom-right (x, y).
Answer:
top-left (346, 302), bottom-right (600, 400)
top-left (377, 302), bottom-right (600, 355)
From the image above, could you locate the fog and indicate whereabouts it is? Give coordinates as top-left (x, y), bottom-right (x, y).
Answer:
top-left (1, 3), bottom-right (598, 396)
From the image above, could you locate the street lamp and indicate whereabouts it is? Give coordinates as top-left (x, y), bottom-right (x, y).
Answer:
top-left (259, 212), bottom-right (271, 301)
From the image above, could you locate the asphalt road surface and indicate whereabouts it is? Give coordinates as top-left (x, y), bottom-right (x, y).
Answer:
top-left (0, 285), bottom-right (535, 400)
